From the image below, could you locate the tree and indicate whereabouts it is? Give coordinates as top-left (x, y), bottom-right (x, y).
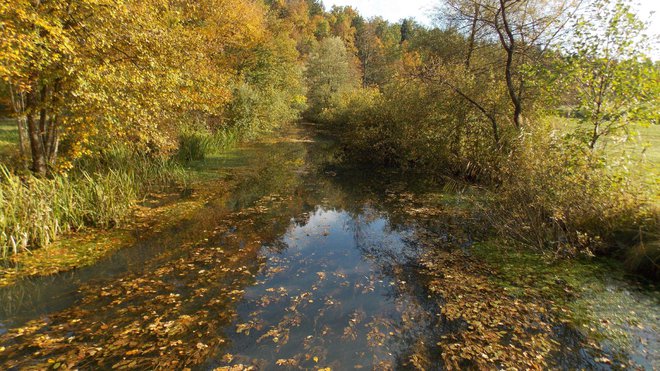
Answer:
top-left (0, 0), bottom-right (269, 175)
top-left (356, 22), bottom-right (385, 87)
top-left (560, 0), bottom-right (658, 149)
top-left (327, 6), bottom-right (360, 53)
top-left (436, 0), bottom-right (577, 138)
top-left (400, 19), bottom-right (413, 44)
top-left (305, 37), bottom-right (359, 120)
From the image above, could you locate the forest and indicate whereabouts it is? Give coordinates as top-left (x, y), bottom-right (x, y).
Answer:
top-left (0, 0), bottom-right (658, 369)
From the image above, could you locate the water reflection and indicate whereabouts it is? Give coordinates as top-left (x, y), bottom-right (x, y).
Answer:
top-left (208, 207), bottom-right (432, 369)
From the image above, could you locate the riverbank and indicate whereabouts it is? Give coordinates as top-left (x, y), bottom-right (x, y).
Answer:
top-left (0, 184), bottom-right (218, 287)
top-left (0, 126), bottom-right (318, 287)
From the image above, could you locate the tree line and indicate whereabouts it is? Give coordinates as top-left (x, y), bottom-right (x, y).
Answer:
top-left (1, 0), bottom-right (659, 274)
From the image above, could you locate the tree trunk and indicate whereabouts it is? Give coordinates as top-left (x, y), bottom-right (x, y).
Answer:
top-left (497, 0), bottom-right (523, 130)
top-left (26, 113), bottom-right (47, 176)
top-left (466, 3), bottom-right (479, 69)
top-left (8, 86), bottom-right (30, 167)
top-left (17, 117), bottom-right (29, 165)
top-left (46, 114), bottom-right (60, 163)
top-left (25, 88), bottom-right (47, 176)
top-left (47, 79), bottom-right (62, 164)
top-left (38, 84), bottom-right (51, 156)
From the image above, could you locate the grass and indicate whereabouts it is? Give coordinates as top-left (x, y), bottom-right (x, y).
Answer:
top-left (621, 123), bottom-right (660, 164)
top-left (551, 117), bottom-right (660, 185)
top-left (0, 148), bottom-right (188, 258)
top-left (0, 188), bottom-right (214, 287)
top-left (0, 119), bottom-right (18, 160)
top-left (0, 123), bottom-right (247, 283)
top-left (176, 128), bottom-right (240, 163)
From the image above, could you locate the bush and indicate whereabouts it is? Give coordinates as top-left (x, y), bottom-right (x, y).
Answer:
top-left (325, 79), bottom-right (506, 182)
top-left (487, 121), bottom-right (658, 268)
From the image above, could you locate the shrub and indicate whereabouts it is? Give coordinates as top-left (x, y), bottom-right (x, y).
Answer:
top-left (326, 79), bottom-right (505, 182)
top-left (487, 120), bottom-right (658, 267)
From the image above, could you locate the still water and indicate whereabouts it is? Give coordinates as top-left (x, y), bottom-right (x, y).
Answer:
top-left (0, 125), bottom-right (657, 369)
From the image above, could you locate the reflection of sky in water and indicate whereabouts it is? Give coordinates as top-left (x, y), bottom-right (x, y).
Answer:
top-left (214, 207), bottom-right (428, 369)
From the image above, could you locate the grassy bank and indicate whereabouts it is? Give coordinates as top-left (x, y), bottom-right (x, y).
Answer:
top-left (0, 147), bottom-right (188, 258)
top-left (0, 184), bottom-right (226, 287)
top-left (0, 122), bottom-right (284, 285)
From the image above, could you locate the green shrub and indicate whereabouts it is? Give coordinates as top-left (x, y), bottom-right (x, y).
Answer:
top-left (325, 80), bottom-right (506, 182)
top-left (486, 121), bottom-right (658, 269)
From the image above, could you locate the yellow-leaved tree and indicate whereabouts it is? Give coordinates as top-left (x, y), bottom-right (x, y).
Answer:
top-left (0, 0), bottom-right (267, 175)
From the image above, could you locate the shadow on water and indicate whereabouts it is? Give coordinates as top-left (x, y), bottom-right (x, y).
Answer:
top-left (0, 124), bottom-right (657, 369)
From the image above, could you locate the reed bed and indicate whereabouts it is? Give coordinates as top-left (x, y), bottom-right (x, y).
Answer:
top-left (0, 149), bottom-right (187, 258)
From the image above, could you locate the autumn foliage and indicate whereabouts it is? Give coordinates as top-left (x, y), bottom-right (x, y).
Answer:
top-left (1, 0), bottom-right (284, 174)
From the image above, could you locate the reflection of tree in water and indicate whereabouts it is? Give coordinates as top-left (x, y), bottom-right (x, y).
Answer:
top-left (313, 162), bottom-right (595, 369)
top-left (340, 204), bottom-right (450, 369)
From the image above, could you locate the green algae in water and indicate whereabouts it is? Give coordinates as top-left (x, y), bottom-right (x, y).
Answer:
top-left (473, 241), bottom-right (660, 368)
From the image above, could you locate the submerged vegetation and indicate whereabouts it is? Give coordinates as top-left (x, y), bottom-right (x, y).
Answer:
top-left (0, 0), bottom-right (658, 369)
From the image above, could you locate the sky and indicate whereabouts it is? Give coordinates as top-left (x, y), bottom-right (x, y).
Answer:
top-left (323, 0), bottom-right (660, 57)
top-left (324, 0), bottom-right (438, 25)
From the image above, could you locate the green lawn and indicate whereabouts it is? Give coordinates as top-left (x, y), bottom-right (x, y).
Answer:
top-left (600, 124), bottom-right (659, 188)
top-left (551, 117), bottom-right (659, 184)
top-left (622, 123), bottom-right (660, 164)
top-left (0, 119), bottom-right (19, 162)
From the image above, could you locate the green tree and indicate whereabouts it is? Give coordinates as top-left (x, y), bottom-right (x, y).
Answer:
top-left (305, 37), bottom-right (358, 120)
top-left (560, 0), bottom-right (658, 149)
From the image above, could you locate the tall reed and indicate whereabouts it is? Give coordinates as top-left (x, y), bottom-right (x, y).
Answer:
top-left (176, 128), bottom-right (240, 162)
top-left (0, 149), bottom-right (187, 257)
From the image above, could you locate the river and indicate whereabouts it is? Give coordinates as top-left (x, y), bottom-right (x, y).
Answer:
top-left (0, 124), bottom-right (657, 370)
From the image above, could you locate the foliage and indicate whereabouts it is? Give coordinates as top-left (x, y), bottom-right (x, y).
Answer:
top-left (486, 120), bottom-right (658, 260)
top-left (558, 0), bottom-right (659, 149)
top-left (304, 37), bottom-right (359, 121)
top-left (325, 76), bottom-right (505, 181)
top-left (0, 0), bottom-right (286, 174)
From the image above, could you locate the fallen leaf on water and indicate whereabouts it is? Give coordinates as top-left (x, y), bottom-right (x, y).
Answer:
top-left (275, 358), bottom-right (298, 366)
